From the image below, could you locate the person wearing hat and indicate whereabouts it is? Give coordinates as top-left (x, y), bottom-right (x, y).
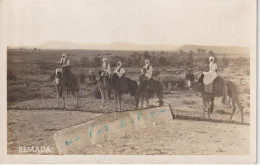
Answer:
top-left (114, 61), bottom-right (125, 78)
top-left (203, 56), bottom-right (218, 93)
top-left (102, 58), bottom-right (112, 78)
top-left (59, 53), bottom-right (71, 80)
top-left (60, 53), bottom-right (70, 67)
top-left (142, 59), bottom-right (153, 79)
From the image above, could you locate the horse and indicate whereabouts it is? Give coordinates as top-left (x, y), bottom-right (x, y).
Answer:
top-left (110, 73), bottom-right (139, 111)
top-left (96, 71), bottom-right (110, 111)
top-left (54, 69), bottom-right (80, 108)
top-left (138, 75), bottom-right (163, 108)
top-left (185, 72), bottom-right (244, 123)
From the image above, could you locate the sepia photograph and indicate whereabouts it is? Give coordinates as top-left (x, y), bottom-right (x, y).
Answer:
top-left (0, 0), bottom-right (257, 163)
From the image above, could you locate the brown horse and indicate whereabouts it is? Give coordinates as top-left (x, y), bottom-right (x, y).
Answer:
top-left (138, 75), bottom-right (163, 108)
top-left (185, 72), bottom-right (244, 123)
top-left (54, 69), bottom-right (80, 108)
top-left (96, 71), bottom-right (110, 111)
top-left (110, 73), bottom-right (139, 111)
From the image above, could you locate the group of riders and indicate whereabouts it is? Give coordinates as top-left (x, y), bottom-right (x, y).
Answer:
top-left (55, 53), bottom-right (218, 93)
top-left (100, 57), bottom-right (153, 81)
top-left (55, 53), bottom-right (154, 84)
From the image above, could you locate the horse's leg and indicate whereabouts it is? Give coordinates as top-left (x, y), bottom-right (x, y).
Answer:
top-left (121, 95), bottom-right (124, 110)
top-left (145, 96), bottom-right (149, 108)
top-left (63, 96), bottom-right (65, 109)
top-left (99, 88), bottom-right (104, 110)
top-left (56, 87), bottom-right (59, 107)
top-left (119, 94), bottom-right (122, 111)
top-left (207, 99), bottom-right (211, 119)
top-left (105, 90), bottom-right (109, 111)
top-left (140, 95), bottom-right (144, 109)
top-left (135, 95), bottom-right (139, 110)
top-left (230, 96), bottom-right (244, 123)
top-left (157, 91), bottom-right (163, 106)
top-left (115, 93), bottom-right (118, 111)
top-left (67, 86), bottom-right (70, 95)
top-left (201, 96), bottom-right (206, 118)
top-left (230, 97), bottom-right (236, 120)
top-left (236, 99), bottom-right (244, 123)
top-left (57, 93), bottom-right (59, 107)
top-left (76, 89), bottom-right (79, 108)
top-left (210, 97), bottom-right (214, 113)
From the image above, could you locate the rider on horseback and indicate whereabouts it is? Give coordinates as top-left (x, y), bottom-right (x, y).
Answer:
top-left (198, 56), bottom-right (218, 93)
top-left (59, 53), bottom-right (77, 95)
top-left (102, 58), bottom-right (112, 78)
top-left (142, 59), bottom-right (153, 80)
top-left (114, 61), bottom-right (125, 78)
top-left (139, 59), bottom-right (153, 87)
top-left (60, 53), bottom-right (71, 80)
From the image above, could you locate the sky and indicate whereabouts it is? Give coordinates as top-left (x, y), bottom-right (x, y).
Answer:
top-left (1, 0), bottom-right (256, 47)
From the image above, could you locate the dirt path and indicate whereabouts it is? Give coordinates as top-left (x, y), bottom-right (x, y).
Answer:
top-left (7, 109), bottom-right (249, 155)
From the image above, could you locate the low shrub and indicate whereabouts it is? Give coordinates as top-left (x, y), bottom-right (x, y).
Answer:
top-left (7, 70), bottom-right (17, 80)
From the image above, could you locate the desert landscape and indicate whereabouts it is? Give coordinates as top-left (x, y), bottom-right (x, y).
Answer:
top-left (7, 44), bottom-right (250, 155)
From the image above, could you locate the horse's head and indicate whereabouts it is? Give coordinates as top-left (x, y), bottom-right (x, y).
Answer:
top-left (111, 73), bottom-right (119, 80)
top-left (185, 73), bottom-right (195, 88)
top-left (97, 71), bottom-right (103, 76)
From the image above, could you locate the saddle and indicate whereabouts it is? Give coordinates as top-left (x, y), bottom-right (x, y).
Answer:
top-left (199, 74), bottom-right (226, 95)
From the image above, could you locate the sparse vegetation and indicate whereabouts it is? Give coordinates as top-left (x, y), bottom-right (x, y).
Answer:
top-left (7, 70), bottom-right (17, 80)
top-left (7, 49), bottom-right (250, 113)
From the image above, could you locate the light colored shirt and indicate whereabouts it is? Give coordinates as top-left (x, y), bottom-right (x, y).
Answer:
top-left (60, 58), bottom-right (70, 66)
top-left (115, 66), bottom-right (125, 78)
top-left (209, 62), bottom-right (217, 72)
top-left (203, 62), bottom-right (217, 85)
top-left (143, 64), bottom-right (153, 79)
top-left (102, 62), bottom-right (112, 74)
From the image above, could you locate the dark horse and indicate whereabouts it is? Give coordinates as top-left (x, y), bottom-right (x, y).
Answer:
top-left (54, 67), bottom-right (80, 108)
top-left (185, 72), bottom-right (244, 123)
top-left (138, 75), bottom-right (163, 108)
top-left (110, 73), bottom-right (139, 111)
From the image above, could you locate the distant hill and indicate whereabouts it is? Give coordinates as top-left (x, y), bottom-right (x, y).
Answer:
top-left (175, 44), bottom-right (249, 55)
top-left (38, 41), bottom-right (179, 51)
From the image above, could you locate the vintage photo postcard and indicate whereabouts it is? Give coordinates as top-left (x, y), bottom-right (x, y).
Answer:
top-left (0, 0), bottom-right (257, 163)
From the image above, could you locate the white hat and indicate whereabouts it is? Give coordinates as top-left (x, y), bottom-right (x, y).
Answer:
top-left (117, 61), bottom-right (122, 66)
top-left (209, 56), bottom-right (214, 62)
top-left (145, 59), bottom-right (150, 64)
top-left (103, 58), bottom-right (108, 62)
top-left (62, 53), bottom-right (67, 58)
top-left (209, 56), bottom-right (214, 60)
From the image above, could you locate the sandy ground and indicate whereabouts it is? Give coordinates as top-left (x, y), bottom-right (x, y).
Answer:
top-left (7, 99), bottom-right (250, 155)
top-left (7, 58), bottom-right (251, 155)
